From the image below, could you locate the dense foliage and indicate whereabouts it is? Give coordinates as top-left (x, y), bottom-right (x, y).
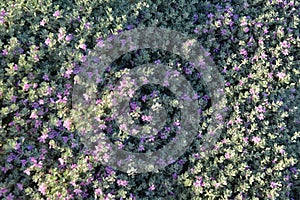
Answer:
top-left (0, 0), bottom-right (299, 199)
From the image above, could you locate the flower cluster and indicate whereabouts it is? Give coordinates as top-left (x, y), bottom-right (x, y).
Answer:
top-left (0, 0), bottom-right (299, 199)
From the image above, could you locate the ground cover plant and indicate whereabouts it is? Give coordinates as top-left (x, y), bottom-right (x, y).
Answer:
top-left (0, 0), bottom-right (299, 199)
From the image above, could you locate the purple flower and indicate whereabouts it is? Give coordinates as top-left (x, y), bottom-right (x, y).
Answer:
top-left (13, 64), bottom-right (18, 71)
top-left (193, 153), bottom-right (200, 159)
top-left (141, 95), bottom-right (147, 102)
top-left (81, 55), bottom-right (87, 62)
top-left (62, 136), bottom-right (68, 143)
top-left (172, 173), bottom-right (178, 179)
top-left (127, 25), bottom-right (134, 30)
top-left (282, 49), bottom-right (289, 55)
top-left (221, 29), bottom-right (227, 35)
top-left (95, 188), bottom-right (102, 195)
top-left (0, 16), bottom-right (4, 24)
top-left (225, 152), bottom-right (231, 159)
top-left (64, 68), bottom-right (73, 78)
top-left (148, 135), bottom-right (155, 142)
top-left (207, 13), bottom-right (214, 19)
top-left (14, 142), bottom-right (21, 150)
top-left (257, 113), bottom-right (264, 120)
top-left (23, 83), bottom-right (31, 91)
top-left (154, 59), bottom-right (161, 64)
top-left (11, 95), bottom-right (17, 103)
top-left (252, 136), bottom-right (261, 144)
top-left (270, 182), bottom-right (278, 188)
top-left (58, 158), bottom-right (64, 165)
top-left (240, 48), bottom-right (247, 56)
top-left (5, 193), bottom-right (14, 200)
top-left (2, 49), bottom-right (8, 56)
top-left (40, 19), bottom-right (46, 26)
top-left (290, 167), bottom-right (298, 174)
top-left (0, 9), bottom-right (6, 16)
top-left (141, 115), bottom-right (152, 122)
top-left (280, 40), bottom-right (290, 48)
top-left (65, 34), bottom-right (73, 41)
top-left (58, 33), bottom-right (64, 42)
top-left (241, 19), bottom-right (247, 26)
top-left (27, 145), bottom-right (34, 150)
top-left (34, 54), bottom-right (39, 61)
top-left (96, 39), bottom-right (105, 47)
top-left (173, 121), bottom-right (180, 126)
top-left (148, 184), bottom-right (155, 191)
top-left (256, 105), bottom-right (265, 113)
top-left (0, 188), bottom-right (8, 197)
top-left (17, 183), bottom-right (23, 190)
top-left (235, 117), bottom-right (243, 124)
top-left (194, 176), bottom-right (205, 188)
top-left (38, 134), bottom-right (48, 143)
top-left (45, 38), bottom-right (51, 46)
top-left (193, 14), bottom-right (198, 23)
top-left (84, 22), bottom-right (91, 29)
top-left (42, 74), bottom-right (49, 81)
top-left (260, 52), bottom-right (267, 59)
top-left (160, 133), bottom-right (167, 139)
top-left (215, 182), bottom-right (221, 188)
top-left (117, 180), bottom-right (128, 187)
top-left (30, 111), bottom-right (38, 119)
top-left (79, 43), bottom-right (87, 50)
top-left (202, 94), bottom-right (210, 100)
top-left (276, 72), bottom-right (286, 79)
top-left (178, 159), bottom-right (185, 165)
top-left (63, 119), bottom-right (72, 131)
top-left (39, 183), bottom-right (47, 195)
top-left (35, 120), bottom-right (42, 128)
top-left (53, 10), bottom-right (60, 17)
top-left (74, 188), bottom-right (82, 195)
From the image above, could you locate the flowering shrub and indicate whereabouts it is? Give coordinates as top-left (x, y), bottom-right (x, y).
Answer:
top-left (0, 0), bottom-right (299, 199)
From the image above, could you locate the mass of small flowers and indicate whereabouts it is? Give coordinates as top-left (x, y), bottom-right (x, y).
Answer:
top-left (0, 0), bottom-right (299, 199)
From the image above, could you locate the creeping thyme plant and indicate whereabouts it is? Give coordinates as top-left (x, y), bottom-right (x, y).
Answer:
top-left (0, 0), bottom-right (299, 199)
